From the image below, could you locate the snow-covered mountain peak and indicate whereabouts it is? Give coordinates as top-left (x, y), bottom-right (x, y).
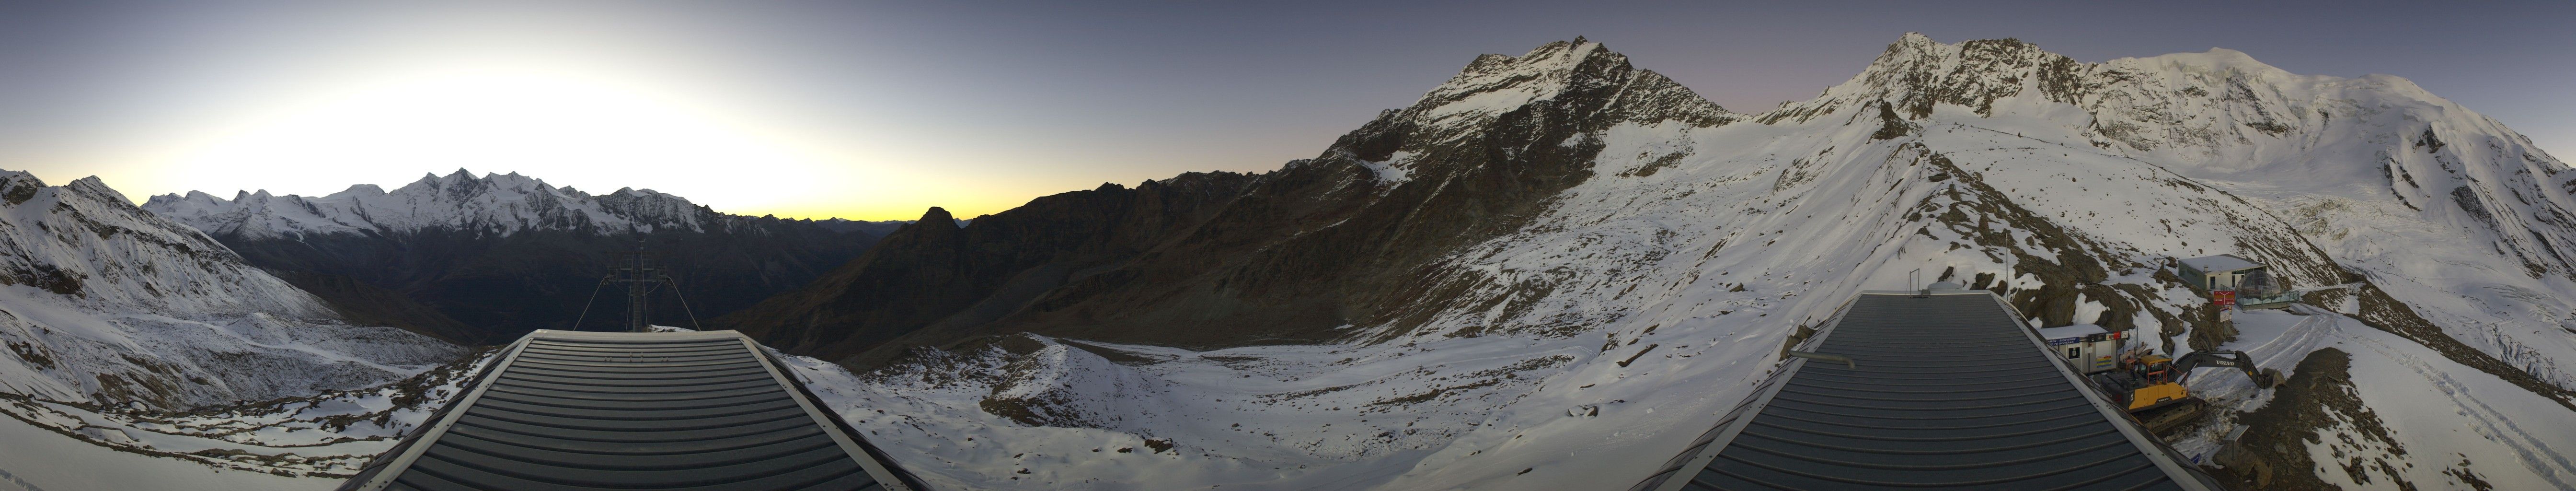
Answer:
top-left (1318, 39), bottom-right (1733, 186)
top-left (143, 168), bottom-right (731, 239)
top-left (1765, 34), bottom-right (2071, 124)
top-left (1409, 38), bottom-right (1728, 129)
top-left (1424, 38), bottom-right (1605, 102)
top-left (1782, 34), bottom-right (2325, 128)
top-left (2142, 46), bottom-right (2267, 68)
top-left (62, 176), bottom-right (130, 203)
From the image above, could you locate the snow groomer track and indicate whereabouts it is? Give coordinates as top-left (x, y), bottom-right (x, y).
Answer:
top-left (1629, 290), bottom-right (2225, 491)
top-left (337, 330), bottom-right (923, 491)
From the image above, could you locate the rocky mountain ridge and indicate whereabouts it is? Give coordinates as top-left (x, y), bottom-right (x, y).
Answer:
top-left (721, 37), bottom-right (1738, 367)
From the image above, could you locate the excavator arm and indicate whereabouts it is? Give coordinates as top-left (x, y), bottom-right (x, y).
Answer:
top-left (2171, 351), bottom-right (2287, 388)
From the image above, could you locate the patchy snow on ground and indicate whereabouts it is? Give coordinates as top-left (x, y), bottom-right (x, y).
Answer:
top-left (2162, 306), bottom-right (2576, 490)
top-left (0, 412), bottom-right (333, 491)
top-left (2327, 314), bottom-right (2576, 491)
top-left (775, 334), bottom-right (1619, 490)
top-left (0, 287), bottom-right (463, 410)
top-left (0, 345), bottom-right (493, 491)
top-left (0, 170), bottom-right (481, 490)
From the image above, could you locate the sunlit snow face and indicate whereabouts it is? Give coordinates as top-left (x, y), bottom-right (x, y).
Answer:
top-left (145, 66), bottom-right (876, 215)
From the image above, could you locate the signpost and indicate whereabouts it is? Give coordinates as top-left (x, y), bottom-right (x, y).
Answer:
top-left (2212, 290), bottom-right (2236, 307)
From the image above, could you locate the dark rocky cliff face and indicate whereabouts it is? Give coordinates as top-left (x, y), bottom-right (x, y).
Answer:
top-left (721, 38), bottom-right (1736, 367)
top-left (266, 270), bottom-right (484, 343)
top-left (723, 172), bottom-right (1264, 366)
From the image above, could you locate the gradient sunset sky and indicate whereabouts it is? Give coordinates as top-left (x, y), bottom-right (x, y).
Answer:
top-left (5, 0), bottom-right (2569, 221)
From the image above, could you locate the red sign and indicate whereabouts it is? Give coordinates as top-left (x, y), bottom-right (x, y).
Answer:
top-left (2212, 290), bottom-right (2236, 306)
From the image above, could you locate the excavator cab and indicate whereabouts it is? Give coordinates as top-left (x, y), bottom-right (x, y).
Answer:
top-left (2133, 354), bottom-right (2176, 385)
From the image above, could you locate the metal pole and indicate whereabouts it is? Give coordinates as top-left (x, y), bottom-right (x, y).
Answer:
top-left (627, 242), bottom-right (652, 332)
top-left (666, 276), bottom-right (702, 331)
top-left (570, 277), bottom-right (610, 330)
top-left (1910, 268), bottom-right (1926, 297)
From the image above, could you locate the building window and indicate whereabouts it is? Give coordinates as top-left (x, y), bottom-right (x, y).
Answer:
top-left (2066, 347), bottom-right (2080, 359)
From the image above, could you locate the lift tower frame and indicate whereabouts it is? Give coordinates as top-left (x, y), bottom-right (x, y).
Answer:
top-left (570, 240), bottom-right (703, 333)
top-left (610, 242), bottom-right (669, 333)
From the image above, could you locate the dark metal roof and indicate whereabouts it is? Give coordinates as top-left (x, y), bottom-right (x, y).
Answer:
top-left (338, 330), bottom-right (923, 491)
top-left (1629, 291), bottom-right (2220, 491)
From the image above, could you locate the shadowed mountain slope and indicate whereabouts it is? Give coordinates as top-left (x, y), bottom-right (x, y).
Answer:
top-left (721, 38), bottom-right (1727, 367)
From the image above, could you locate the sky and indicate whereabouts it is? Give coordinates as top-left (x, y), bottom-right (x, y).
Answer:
top-left (2, 0), bottom-right (2570, 221)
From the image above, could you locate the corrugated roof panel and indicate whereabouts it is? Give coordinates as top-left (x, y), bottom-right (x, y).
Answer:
top-left (1633, 292), bottom-right (2220, 491)
top-left (337, 330), bottom-right (922, 491)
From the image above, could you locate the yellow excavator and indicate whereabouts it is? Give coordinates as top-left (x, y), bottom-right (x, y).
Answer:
top-left (2089, 351), bottom-right (2287, 433)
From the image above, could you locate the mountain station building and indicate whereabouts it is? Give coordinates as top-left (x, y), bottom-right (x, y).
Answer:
top-left (2178, 254), bottom-right (2299, 308)
top-left (2177, 254), bottom-right (2266, 292)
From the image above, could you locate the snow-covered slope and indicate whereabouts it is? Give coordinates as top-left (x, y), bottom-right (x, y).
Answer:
top-left (0, 349), bottom-right (494, 488)
top-left (2171, 305), bottom-right (2576, 490)
top-left (0, 170), bottom-right (469, 490)
top-left (0, 172), bottom-right (328, 317)
top-left (0, 170), bottom-right (461, 409)
top-left (800, 35), bottom-right (2576, 491)
top-left (1776, 34), bottom-right (2576, 389)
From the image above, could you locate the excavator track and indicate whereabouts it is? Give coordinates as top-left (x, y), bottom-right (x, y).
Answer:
top-left (2137, 397), bottom-right (2209, 434)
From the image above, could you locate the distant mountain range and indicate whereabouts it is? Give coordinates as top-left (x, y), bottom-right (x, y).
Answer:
top-left (143, 169), bottom-right (898, 344)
